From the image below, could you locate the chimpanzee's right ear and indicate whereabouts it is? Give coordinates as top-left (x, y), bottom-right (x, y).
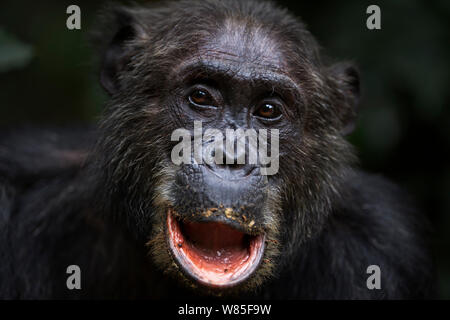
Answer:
top-left (98, 7), bottom-right (146, 96)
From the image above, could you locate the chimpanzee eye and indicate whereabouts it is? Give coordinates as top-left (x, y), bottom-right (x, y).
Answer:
top-left (188, 89), bottom-right (214, 106)
top-left (254, 103), bottom-right (282, 119)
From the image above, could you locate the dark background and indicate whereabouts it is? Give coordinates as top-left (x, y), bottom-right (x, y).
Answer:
top-left (0, 0), bottom-right (449, 298)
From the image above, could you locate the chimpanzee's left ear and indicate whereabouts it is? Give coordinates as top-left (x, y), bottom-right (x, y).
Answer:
top-left (328, 63), bottom-right (360, 135)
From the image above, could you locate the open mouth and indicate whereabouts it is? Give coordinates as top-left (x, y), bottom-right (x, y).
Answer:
top-left (167, 209), bottom-right (265, 287)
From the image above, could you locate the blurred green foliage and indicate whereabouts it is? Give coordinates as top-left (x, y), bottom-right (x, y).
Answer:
top-left (0, 28), bottom-right (33, 72)
top-left (0, 0), bottom-right (449, 298)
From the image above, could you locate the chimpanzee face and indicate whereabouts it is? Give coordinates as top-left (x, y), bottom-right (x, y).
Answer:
top-left (159, 29), bottom-right (301, 288)
top-left (96, 0), bottom-right (358, 293)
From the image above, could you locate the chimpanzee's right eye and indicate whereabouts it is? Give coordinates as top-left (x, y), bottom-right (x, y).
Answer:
top-left (188, 89), bottom-right (215, 107)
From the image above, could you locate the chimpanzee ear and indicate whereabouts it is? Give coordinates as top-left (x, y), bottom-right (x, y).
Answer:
top-left (99, 7), bottom-right (145, 96)
top-left (328, 63), bottom-right (360, 135)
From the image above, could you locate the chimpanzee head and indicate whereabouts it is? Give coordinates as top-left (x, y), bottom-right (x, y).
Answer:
top-left (93, 0), bottom-right (359, 294)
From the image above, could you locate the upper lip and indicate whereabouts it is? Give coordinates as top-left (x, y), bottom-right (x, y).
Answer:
top-left (170, 210), bottom-right (263, 236)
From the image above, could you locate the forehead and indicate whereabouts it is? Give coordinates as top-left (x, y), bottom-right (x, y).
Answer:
top-left (210, 18), bottom-right (286, 68)
top-left (171, 18), bottom-right (298, 89)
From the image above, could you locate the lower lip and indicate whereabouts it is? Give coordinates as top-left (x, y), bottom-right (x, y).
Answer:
top-left (166, 209), bottom-right (265, 287)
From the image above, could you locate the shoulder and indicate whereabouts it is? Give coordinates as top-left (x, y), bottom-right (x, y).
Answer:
top-left (0, 125), bottom-right (96, 234)
top-left (325, 170), bottom-right (434, 298)
top-left (0, 125), bottom-right (96, 182)
top-left (0, 126), bottom-right (100, 298)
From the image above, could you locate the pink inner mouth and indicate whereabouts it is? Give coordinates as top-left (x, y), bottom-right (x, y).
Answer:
top-left (167, 209), bottom-right (265, 287)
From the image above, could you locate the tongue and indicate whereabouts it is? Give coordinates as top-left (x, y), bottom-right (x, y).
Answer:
top-left (182, 222), bottom-right (249, 266)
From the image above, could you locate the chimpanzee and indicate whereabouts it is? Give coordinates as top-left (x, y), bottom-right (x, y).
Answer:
top-left (0, 0), bottom-right (433, 299)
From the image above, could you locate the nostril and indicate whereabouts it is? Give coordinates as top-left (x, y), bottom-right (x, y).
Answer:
top-left (216, 162), bottom-right (246, 170)
top-left (205, 162), bottom-right (256, 180)
top-left (205, 151), bottom-right (256, 179)
top-left (205, 144), bottom-right (256, 178)
top-left (209, 149), bottom-right (243, 168)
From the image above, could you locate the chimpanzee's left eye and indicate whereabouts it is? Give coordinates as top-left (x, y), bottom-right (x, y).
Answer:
top-left (254, 102), bottom-right (282, 119)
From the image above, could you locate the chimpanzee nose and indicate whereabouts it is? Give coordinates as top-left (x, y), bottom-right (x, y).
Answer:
top-left (204, 143), bottom-right (257, 180)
